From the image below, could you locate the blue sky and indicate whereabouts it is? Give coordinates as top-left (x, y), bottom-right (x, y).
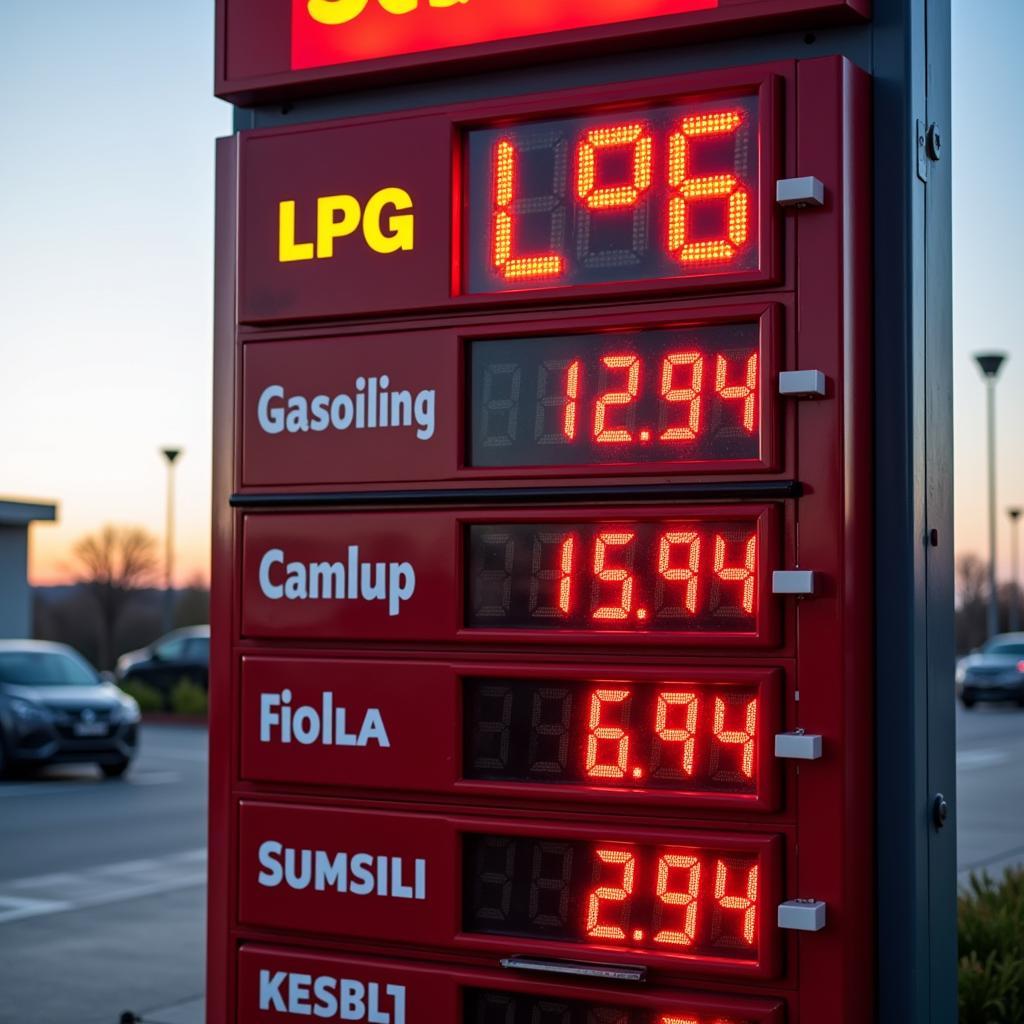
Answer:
top-left (0, 0), bottom-right (1021, 587)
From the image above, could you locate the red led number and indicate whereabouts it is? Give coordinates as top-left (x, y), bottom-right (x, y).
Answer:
top-left (555, 351), bottom-right (757, 449)
top-left (490, 108), bottom-right (752, 283)
top-left (531, 528), bottom-right (758, 625)
top-left (585, 688), bottom-right (757, 784)
top-left (585, 847), bottom-right (760, 950)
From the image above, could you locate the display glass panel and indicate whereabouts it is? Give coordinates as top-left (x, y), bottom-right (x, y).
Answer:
top-left (465, 989), bottom-right (754, 1024)
top-left (464, 678), bottom-right (760, 795)
top-left (466, 517), bottom-right (761, 633)
top-left (468, 324), bottom-right (761, 468)
top-left (465, 834), bottom-right (762, 964)
top-left (464, 94), bottom-right (759, 294)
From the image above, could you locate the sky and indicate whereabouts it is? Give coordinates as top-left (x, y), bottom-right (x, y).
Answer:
top-left (0, 0), bottom-right (1022, 588)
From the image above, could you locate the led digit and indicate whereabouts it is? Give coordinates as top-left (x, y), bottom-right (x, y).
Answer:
top-left (563, 359), bottom-right (581, 440)
top-left (654, 853), bottom-right (702, 947)
top-left (658, 531), bottom-right (702, 615)
top-left (491, 138), bottom-right (565, 281)
top-left (655, 692), bottom-right (699, 777)
top-left (713, 859), bottom-right (759, 946)
top-left (659, 352), bottom-right (704, 441)
top-left (712, 696), bottom-right (757, 780)
top-left (592, 531), bottom-right (637, 621)
top-left (576, 122), bottom-right (653, 210)
top-left (585, 688), bottom-right (632, 780)
top-left (594, 354), bottom-right (641, 444)
top-left (585, 847), bottom-right (636, 941)
top-left (667, 110), bottom-right (751, 265)
top-left (713, 532), bottom-right (758, 615)
top-left (715, 352), bottom-right (759, 432)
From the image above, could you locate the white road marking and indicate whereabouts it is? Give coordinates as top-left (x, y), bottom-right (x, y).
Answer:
top-left (0, 896), bottom-right (73, 925)
top-left (0, 848), bottom-right (207, 925)
top-left (956, 749), bottom-right (1012, 769)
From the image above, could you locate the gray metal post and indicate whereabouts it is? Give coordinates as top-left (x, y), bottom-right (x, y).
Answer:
top-left (975, 353), bottom-right (1006, 638)
top-left (161, 447), bottom-right (182, 633)
top-left (1010, 508), bottom-right (1022, 632)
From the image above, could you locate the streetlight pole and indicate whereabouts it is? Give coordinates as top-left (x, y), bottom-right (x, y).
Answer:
top-left (1010, 507), bottom-right (1023, 633)
top-left (974, 353), bottom-right (1007, 640)
top-left (161, 447), bottom-right (182, 634)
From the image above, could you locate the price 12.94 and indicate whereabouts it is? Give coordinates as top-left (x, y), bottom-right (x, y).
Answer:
top-left (469, 324), bottom-right (762, 469)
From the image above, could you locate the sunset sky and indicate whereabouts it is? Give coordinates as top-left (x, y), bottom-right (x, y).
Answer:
top-left (1, 1), bottom-right (1022, 589)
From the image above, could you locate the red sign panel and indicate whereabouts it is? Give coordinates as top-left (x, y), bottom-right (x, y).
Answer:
top-left (237, 947), bottom-right (786, 1023)
top-left (241, 303), bottom-right (780, 489)
top-left (236, 67), bottom-right (782, 323)
top-left (217, 0), bottom-right (868, 102)
top-left (240, 505), bottom-right (781, 646)
top-left (239, 656), bottom-right (784, 811)
top-left (293, 0), bottom-right (720, 70)
top-left (237, 803), bottom-right (784, 978)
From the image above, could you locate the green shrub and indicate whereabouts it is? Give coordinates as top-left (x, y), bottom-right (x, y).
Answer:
top-left (120, 677), bottom-right (163, 713)
top-left (959, 868), bottom-right (1024, 1023)
top-left (170, 677), bottom-right (208, 717)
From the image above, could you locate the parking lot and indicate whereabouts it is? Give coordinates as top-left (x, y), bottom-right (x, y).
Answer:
top-left (0, 725), bottom-right (207, 1024)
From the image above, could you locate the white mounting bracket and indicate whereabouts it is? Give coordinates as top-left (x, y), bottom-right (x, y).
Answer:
top-left (776, 176), bottom-right (826, 208)
top-left (778, 900), bottom-right (828, 932)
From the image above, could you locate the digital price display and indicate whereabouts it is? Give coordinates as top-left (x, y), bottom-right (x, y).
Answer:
top-left (469, 323), bottom-right (762, 468)
top-left (465, 834), bottom-right (762, 964)
top-left (465, 989), bottom-right (754, 1024)
top-left (465, 678), bottom-right (760, 795)
top-left (465, 94), bottom-right (759, 294)
top-left (466, 517), bottom-right (762, 633)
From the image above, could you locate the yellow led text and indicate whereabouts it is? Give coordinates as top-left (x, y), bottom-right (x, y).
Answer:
top-left (307, 0), bottom-right (469, 27)
top-left (278, 187), bottom-right (415, 262)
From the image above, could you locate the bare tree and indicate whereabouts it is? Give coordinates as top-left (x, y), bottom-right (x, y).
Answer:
top-left (73, 525), bottom-right (158, 669)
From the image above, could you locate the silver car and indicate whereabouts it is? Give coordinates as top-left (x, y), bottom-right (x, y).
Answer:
top-left (957, 632), bottom-right (1024, 708)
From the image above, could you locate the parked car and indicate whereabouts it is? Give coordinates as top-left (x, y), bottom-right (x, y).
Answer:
top-left (957, 632), bottom-right (1024, 708)
top-left (115, 625), bottom-right (210, 702)
top-left (0, 640), bottom-right (140, 777)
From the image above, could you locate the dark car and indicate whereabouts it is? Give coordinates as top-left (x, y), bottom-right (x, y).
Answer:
top-left (115, 625), bottom-right (210, 700)
top-left (957, 632), bottom-right (1024, 708)
top-left (0, 640), bottom-right (140, 777)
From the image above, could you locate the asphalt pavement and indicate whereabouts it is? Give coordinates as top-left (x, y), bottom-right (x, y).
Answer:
top-left (0, 724), bottom-right (208, 1024)
top-left (956, 699), bottom-right (1024, 882)
top-left (0, 704), bottom-right (1020, 1024)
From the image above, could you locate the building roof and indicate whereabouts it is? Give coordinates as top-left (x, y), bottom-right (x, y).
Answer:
top-left (0, 499), bottom-right (58, 527)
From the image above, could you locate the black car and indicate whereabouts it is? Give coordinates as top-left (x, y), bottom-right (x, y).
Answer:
top-left (957, 632), bottom-right (1024, 708)
top-left (0, 640), bottom-right (140, 777)
top-left (115, 625), bottom-right (210, 699)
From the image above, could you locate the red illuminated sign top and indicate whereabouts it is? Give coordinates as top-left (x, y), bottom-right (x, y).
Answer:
top-left (218, 0), bottom-right (868, 101)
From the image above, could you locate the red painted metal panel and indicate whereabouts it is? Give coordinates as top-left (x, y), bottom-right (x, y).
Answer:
top-left (236, 67), bottom-right (783, 324)
top-left (236, 946), bottom-right (787, 1023)
top-left (239, 504), bottom-right (782, 647)
top-left (239, 656), bottom-right (784, 812)
top-left (210, 53), bottom-right (876, 1024)
top-left (237, 802), bottom-right (785, 979)
top-left (217, 0), bottom-right (868, 103)
top-left (240, 303), bottom-right (782, 488)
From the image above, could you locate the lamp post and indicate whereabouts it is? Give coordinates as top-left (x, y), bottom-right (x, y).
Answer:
top-left (161, 447), bottom-right (182, 634)
top-left (974, 352), bottom-right (1007, 640)
top-left (1010, 507), bottom-right (1023, 633)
